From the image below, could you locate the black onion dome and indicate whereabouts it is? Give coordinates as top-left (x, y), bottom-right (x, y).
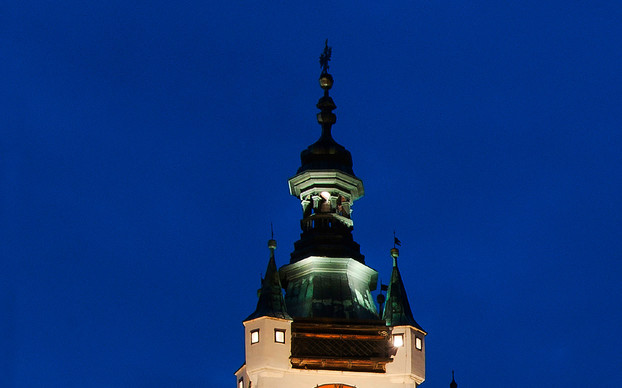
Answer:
top-left (297, 131), bottom-right (354, 175)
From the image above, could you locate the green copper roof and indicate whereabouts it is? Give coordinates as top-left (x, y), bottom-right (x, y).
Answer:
top-left (245, 241), bottom-right (291, 321)
top-left (280, 257), bottom-right (379, 320)
top-left (383, 257), bottom-right (424, 331)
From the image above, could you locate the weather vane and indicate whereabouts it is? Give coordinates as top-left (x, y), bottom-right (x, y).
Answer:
top-left (319, 39), bottom-right (332, 75)
top-left (393, 230), bottom-right (402, 248)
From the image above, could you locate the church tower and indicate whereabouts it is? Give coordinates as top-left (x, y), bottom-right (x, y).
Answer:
top-left (235, 43), bottom-right (427, 388)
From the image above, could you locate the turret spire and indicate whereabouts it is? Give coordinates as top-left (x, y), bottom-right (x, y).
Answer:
top-left (244, 238), bottom-right (291, 321)
top-left (383, 244), bottom-right (425, 331)
top-left (450, 370), bottom-right (458, 388)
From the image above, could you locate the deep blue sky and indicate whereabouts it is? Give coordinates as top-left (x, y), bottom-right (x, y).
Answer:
top-left (2, 1), bottom-right (622, 387)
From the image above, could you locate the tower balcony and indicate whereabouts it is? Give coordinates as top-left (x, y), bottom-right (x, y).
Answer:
top-left (301, 213), bottom-right (354, 232)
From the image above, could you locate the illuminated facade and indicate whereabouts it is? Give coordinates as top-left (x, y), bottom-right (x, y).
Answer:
top-left (235, 46), bottom-right (427, 388)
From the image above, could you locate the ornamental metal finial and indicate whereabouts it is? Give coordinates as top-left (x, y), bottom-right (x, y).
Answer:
top-left (319, 39), bottom-right (332, 75)
top-left (268, 222), bottom-right (276, 250)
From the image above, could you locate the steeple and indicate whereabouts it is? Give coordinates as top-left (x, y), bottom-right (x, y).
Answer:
top-left (297, 42), bottom-right (353, 175)
top-left (236, 43), bottom-right (428, 387)
top-left (383, 247), bottom-right (425, 331)
top-left (245, 238), bottom-right (291, 321)
top-left (288, 41), bottom-right (365, 264)
top-left (280, 43), bottom-right (377, 320)
top-left (450, 370), bottom-right (458, 388)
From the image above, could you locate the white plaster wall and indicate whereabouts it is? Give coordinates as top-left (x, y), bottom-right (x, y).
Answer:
top-left (244, 317), bottom-right (293, 372)
top-left (234, 365), bottom-right (246, 388)
top-left (236, 319), bottom-right (425, 388)
top-left (385, 325), bottom-right (426, 385)
top-left (250, 367), bottom-right (420, 388)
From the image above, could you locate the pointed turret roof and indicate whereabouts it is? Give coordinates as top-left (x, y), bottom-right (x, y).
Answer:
top-left (450, 370), bottom-right (458, 388)
top-left (383, 247), bottom-right (425, 331)
top-left (245, 239), bottom-right (291, 321)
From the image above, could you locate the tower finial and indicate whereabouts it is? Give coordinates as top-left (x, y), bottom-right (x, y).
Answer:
top-left (319, 39), bottom-right (332, 75)
top-left (268, 223), bottom-right (277, 251)
top-left (318, 41), bottom-right (334, 95)
top-left (391, 232), bottom-right (401, 267)
top-left (317, 40), bottom-right (336, 134)
top-left (393, 230), bottom-right (402, 248)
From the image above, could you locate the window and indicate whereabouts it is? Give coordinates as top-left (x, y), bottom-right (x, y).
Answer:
top-left (250, 329), bottom-right (259, 344)
top-left (238, 378), bottom-right (244, 388)
top-left (393, 333), bottom-right (404, 347)
top-left (274, 329), bottom-right (286, 343)
top-left (415, 336), bottom-right (423, 350)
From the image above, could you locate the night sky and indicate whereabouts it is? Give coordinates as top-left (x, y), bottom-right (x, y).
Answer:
top-left (2, 1), bottom-right (622, 387)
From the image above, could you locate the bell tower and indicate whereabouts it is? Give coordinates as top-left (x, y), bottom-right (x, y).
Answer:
top-left (288, 58), bottom-right (365, 265)
top-left (281, 42), bottom-right (376, 322)
top-left (235, 42), bottom-right (426, 388)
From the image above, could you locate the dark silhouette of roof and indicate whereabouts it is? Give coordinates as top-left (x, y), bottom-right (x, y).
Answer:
top-left (382, 248), bottom-right (424, 331)
top-left (450, 370), bottom-right (458, 388)
top-left (245, 240), bottom-right (291, 321)
top-left (297, 71), bottom-right (356, 176)
top-left (297, 123), bottom-right (355, 175)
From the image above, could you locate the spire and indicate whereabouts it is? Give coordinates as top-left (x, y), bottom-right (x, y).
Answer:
top-left (383, 246), bottom-right (425, 331)
top-left (245, 238), bottom-right (291, 321)
top-left (297, 41), bottom-right (355, 175)
top-left (288, 42), bottom-right (365, 264)
top-left (450, 370), bottom-right (458, 388)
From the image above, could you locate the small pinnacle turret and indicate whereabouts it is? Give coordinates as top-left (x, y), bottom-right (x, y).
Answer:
top-left (244, 238), bottom-right (291, 321)
top-left (450, 370), bottom-right (458, 388)
top-left (383, 246), bottom-right (425, 331)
